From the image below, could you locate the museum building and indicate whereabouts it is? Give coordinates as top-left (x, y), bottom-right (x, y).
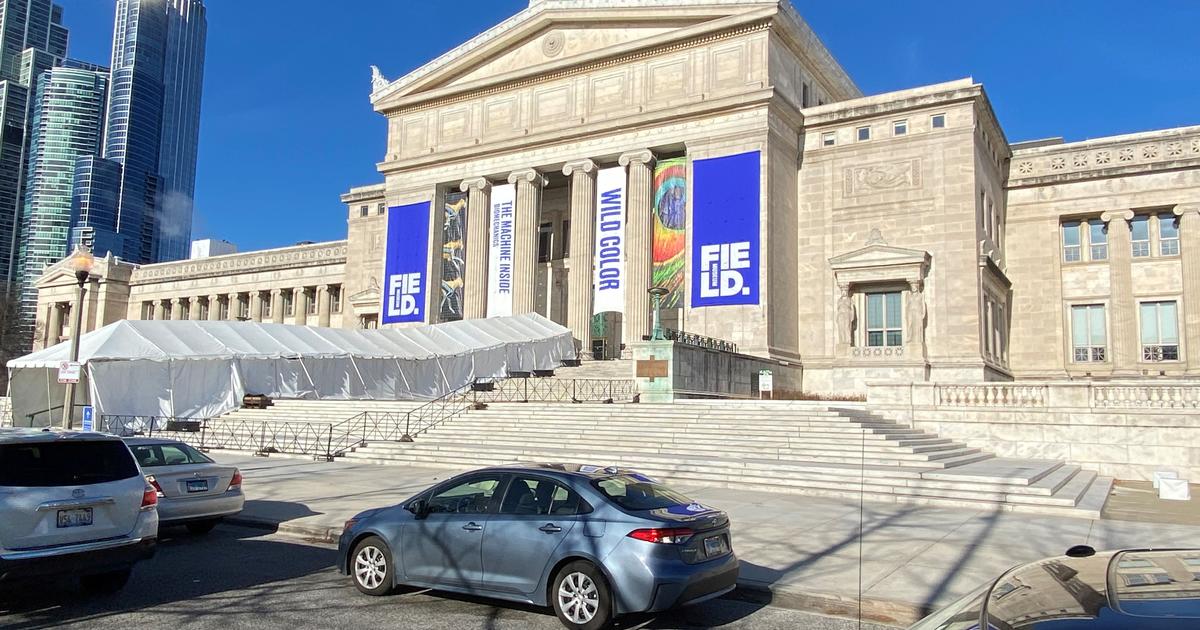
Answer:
top-left (32, 0), bottom-right (1200, 394)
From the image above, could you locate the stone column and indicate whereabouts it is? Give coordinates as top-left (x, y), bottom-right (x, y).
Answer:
top-left (227, 293), bottom-right (241, 321)
top-left (621, 150), bottom-right (655, 344)
top-left (248, 292), bottom-right (262, 322)
top-left (170, 298), bottom-right (183, 321)
top-left (507, 169), bottom-right (546, 315)
top-left (294, 287), bottom-right (308, 326)
top-left (189, 297), bottom-right (202, 321)
top-left (460, 177), bottom-right (491, 320)
top-left (1102, 210), bottom-right (1137, 375)
top-left (153, 300), bottom-right (165, 320)
top-left (317, 285), bottom-right (332, 328)
top-left (1176, 204), bottom-right (1200, 373)
top-left (563, 159), bottom-right (598, 353)
top-left (47, 303), bottom-right (63, 344)
top-left (270, 289), bottom-right (284, 324)
top-left (207, 295), bottom-right (221, 321)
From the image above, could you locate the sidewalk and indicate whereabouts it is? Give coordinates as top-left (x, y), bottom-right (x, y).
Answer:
top-left (220, 454), bottom-right (1200, 627)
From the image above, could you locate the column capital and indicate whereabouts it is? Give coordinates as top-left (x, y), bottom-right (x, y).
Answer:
top-left (507, 168), bottom-right (547, 187)
top-left (1101, 209), bottom-right (1134, 224)
top-left (459, 177), bottom-right (492, 193)
top-left (1174, 203), bottom-right (1200, 217)
top-left (270, 288), bottom-right (283, 296)
top-left (170, 297), bottom-right (182, 305)
top-left (618, 149), bottom-right (655, 168)
top-left (562, 159), bottom-right (597, 177)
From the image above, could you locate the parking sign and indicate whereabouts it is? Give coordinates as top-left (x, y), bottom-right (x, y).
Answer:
top-left (81, 406), bottom-right (94, 432)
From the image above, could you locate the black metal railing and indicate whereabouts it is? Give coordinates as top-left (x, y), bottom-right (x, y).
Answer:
top-left (663, 327), bottom-right (738, 353)
top-left (99, 376), bottom-right (639, 460)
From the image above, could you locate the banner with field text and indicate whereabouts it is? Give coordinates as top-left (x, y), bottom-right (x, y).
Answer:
top-left (381, 200), bottom-right (431, 324)
top-left (593, 166), bottom-right (626, 315)
top-left (652, 158), bottom-right (687, 308)
top-left (486, 183), bottom-right (516, 318)
top-left (691, 151), bottom-right (760, 308)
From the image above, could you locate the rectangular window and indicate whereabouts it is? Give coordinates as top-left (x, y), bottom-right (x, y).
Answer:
top-left (1062, 221), bottom-right (1082, 262)
top-left (306, 290), bottom-right (318, 315)
top-left (359, 205), bottom-right (369, 218)
top-left (261, 295), bottom-right (271, 318)
top-left (218, 298), bottom-right (230, 320)
top-left (537, 222), bottom-right (553, 263)
top-left (1159, 213), bottom-right (1180, 256)
top-left (180, 300), bottom-right (190, 321)
top-left (802, 82), bottom-right (810, 108)
top-left (1140, 301), bottom-right (1179, 361)
top-left (866, 292), bottom-right (903, 347)
top-left (1071, 304), bottom-right (1107, 362)
top-left (893, 120), bottom-right (908, 136)
top-left (237, 296), bottom-right (249, 319)
top-left (330, 286), bottom-right (342, 313)
top-left (1131, 215), bottom-right (1150, 257)
top-left (561, 220), bottom-right (570, 257)
top-left (284, 290), bottom-right (294, 316)
top-left (821, 132), bottom-right (836, 147)
top-left (140, 301), bottom-right (154, 320)
top-left (199, 298), bottom-right (210, 320)
top-left (1088, 219), bottom-right (1108, 261)
top-left (856, 126), bottom-right (871, 142)
top-left (931, 113), bottom-right (946, 129)
top-left (376, 203), bottom-right (386, 215)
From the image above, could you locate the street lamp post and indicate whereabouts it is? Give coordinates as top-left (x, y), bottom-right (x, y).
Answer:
top-left (62, 246), bottom-right (95, 429)
top-left (647, 287), bottom-right (668, 341)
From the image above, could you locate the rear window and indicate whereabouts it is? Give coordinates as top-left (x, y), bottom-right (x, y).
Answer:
top-left (0, 440), bottom-right (140, 487)
top-left (592, 475), bottom-right (693, 511)
top-left (130, 442), bottom-right (213, 467)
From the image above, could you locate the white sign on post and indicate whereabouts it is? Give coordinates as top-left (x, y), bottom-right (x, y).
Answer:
top-left (758, 369), bottom-right (773, 399)
top-left (57, 361), bottom-right (81, 384)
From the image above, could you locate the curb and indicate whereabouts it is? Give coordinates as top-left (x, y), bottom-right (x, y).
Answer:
top-left (227, 516), bottom-right (922, 627)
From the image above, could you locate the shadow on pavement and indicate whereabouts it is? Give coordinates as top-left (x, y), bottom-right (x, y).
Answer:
top-left (0, 525), bottom-right (336, 629)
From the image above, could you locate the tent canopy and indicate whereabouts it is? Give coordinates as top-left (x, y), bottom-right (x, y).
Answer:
top-left (8, 314), bottom-right (575, 424)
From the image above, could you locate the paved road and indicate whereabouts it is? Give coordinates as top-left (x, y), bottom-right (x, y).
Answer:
top-left (0, 525), bottom-right (897, 630)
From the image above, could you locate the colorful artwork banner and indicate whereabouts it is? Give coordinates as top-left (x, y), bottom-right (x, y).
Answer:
top-left (439, 191), bottom-right (467, 322)
top-left (651, 158), bottom-right (687, 308)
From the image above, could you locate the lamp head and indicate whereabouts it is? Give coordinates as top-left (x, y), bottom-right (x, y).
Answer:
top-left (67, 246), bottom-right (95, 275)
top-left (647, 287), bottom-right (669, 298)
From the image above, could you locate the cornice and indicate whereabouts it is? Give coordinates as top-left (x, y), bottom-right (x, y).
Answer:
top-left (1007, 126), bottom-right (1200, 188)
top-left (130, 242), bottom-right (348, 286)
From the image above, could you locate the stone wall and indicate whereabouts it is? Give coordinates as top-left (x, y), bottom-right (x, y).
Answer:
top-left (867, 381), bottom-right (1200, 481)
top-left (632, 340), bottom-right (802, 402)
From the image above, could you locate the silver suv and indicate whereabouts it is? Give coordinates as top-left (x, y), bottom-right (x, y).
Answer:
top-left (0, 429), bottom-right (159, 592)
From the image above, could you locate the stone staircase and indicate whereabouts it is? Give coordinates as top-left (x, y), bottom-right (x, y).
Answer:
top-left (341, 400), bottom-right (1112, 518)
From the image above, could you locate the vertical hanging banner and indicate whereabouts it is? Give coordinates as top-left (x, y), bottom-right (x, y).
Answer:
top-left (439, 191), bottom-right (467, 322)
top-left (593, 166), bottom-right (626, 314)
top-left (486, 183), bottom-right (516, 317)
top-left (691, 151), bottom-right (760, 307)
top-left (652, 158), bottom-right (687, 308)
top-left (382, 200), bottom-right (431, 324)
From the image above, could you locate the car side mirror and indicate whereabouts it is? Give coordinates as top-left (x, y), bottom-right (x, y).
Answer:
top-left (407, 499), bottom-right (428, 519)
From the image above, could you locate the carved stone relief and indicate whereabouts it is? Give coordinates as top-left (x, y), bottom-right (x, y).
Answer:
top-left (843, 159), bottom-right (922, 197)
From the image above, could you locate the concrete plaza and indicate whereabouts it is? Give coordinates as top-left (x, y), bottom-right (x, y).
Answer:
top-left (220, 454), bottom-right (1200, 627)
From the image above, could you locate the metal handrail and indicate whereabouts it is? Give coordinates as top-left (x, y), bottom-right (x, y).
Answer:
top-left (662, 327), bottom-right (738, 353)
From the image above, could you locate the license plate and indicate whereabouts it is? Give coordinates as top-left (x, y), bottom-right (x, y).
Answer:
top-left (703, 535), bottom-right (727, 557)
top-left (186, 479), bottom-right (209, 493)
top-left (57, 508), bottom-right (93, 528)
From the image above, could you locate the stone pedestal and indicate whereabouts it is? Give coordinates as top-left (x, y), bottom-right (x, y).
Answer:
top-left (1102, 210), bottom-right (1137, 375)
top-left (461, 177), bottom-right (492, 319)
top-left (632, 340), bottom-right (676, 403)
top-left (508, 169), bottom-right (546, 315)
top-left (621, 150), bottom-right (655, 344)
top-left (563, 159), bottom-right (597, 353)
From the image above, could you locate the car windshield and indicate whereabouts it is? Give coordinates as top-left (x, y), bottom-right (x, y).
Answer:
top-left (130, 442), bottom-right (213, 467)
top-left (592, 474), bottom-right (693, 511)
top-left (0, 440), bottom-right (140, 487)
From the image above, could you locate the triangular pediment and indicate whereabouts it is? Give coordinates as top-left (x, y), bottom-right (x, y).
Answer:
top-left (372, 1), bottom-right (780, 110)
top-left (829, 244), bottom-right (930, 270)
top-left (348, 287), bottom-right (380, 306)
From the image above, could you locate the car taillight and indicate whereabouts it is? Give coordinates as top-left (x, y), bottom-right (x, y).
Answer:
top-left (627, 527), bottom-right (695, 544)
top-left (146, 475), bottom-right (165, 497)
top-left (228, 469), bottom-right (242, 491)
top-left (141, 481), bottom-right (158, 510)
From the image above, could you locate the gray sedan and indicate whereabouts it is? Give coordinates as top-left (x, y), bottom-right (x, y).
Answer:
top-left (337, 464), bottom-right (738, 630)
top-left (124, 438), bottom-right (244, 534)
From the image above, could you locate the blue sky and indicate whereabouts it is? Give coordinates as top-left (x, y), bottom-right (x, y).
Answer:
top-left (56, 1), bottom-right (1200, 252)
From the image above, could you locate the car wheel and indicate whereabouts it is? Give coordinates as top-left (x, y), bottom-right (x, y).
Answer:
top-left (552, 561), bottom-right (612, 630)
top-left (80, 568), bottom-right (132, 594)
top-left (186, 519), bottom-right (219, 535)
top-left (351, 536), bottom-right (394, 596)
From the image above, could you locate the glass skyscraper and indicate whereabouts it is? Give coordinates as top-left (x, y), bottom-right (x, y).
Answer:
top-left (0, 0), bottom-right (68, 285)
top-left (72, 0), bottom-right (206, 263)
top-left (15, 62), bottom-right (108, 328)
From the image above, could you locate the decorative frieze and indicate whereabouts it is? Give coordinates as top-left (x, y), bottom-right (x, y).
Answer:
top-left (842, 159), bottom-right (922, 197)
top-left (131, 242), bottom-right (348, 285)
top-left (1009, 127), bottom-right (1200, 185)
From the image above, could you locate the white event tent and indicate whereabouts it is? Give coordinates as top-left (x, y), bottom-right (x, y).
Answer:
top-left (7, 313), bottom-right (575, 425)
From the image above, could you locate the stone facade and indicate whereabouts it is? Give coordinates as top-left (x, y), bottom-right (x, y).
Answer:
top-left (30, 0), bottom-right (1200, 395)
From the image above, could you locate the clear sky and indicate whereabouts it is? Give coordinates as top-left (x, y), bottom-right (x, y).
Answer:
top-left (55, 1), bottom-right (1200, 253)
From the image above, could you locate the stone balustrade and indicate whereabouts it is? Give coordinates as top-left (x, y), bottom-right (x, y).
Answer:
top-left (1091, 384), bottom-right (1200, 409)
top-left (934, 384), bottom-right (1049, 408)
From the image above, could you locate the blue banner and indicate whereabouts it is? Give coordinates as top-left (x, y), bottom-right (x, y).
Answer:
top-left (691, 151), bottom-right (760, 307)
top-left (382, 201), bottom-right (431, 324)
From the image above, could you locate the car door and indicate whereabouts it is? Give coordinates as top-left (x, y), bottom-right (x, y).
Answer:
top-left (401, 473), bottom-right (506, 589)
top-left (481, 475), bottom-right (586, 595)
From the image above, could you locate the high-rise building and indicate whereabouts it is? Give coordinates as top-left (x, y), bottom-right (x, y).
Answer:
top-left (0, 0), bottom-right (68, 285)
top-left (71, 0), bottom-right (207, 264)
top-left (15, 62), bottom-right (108, 329)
